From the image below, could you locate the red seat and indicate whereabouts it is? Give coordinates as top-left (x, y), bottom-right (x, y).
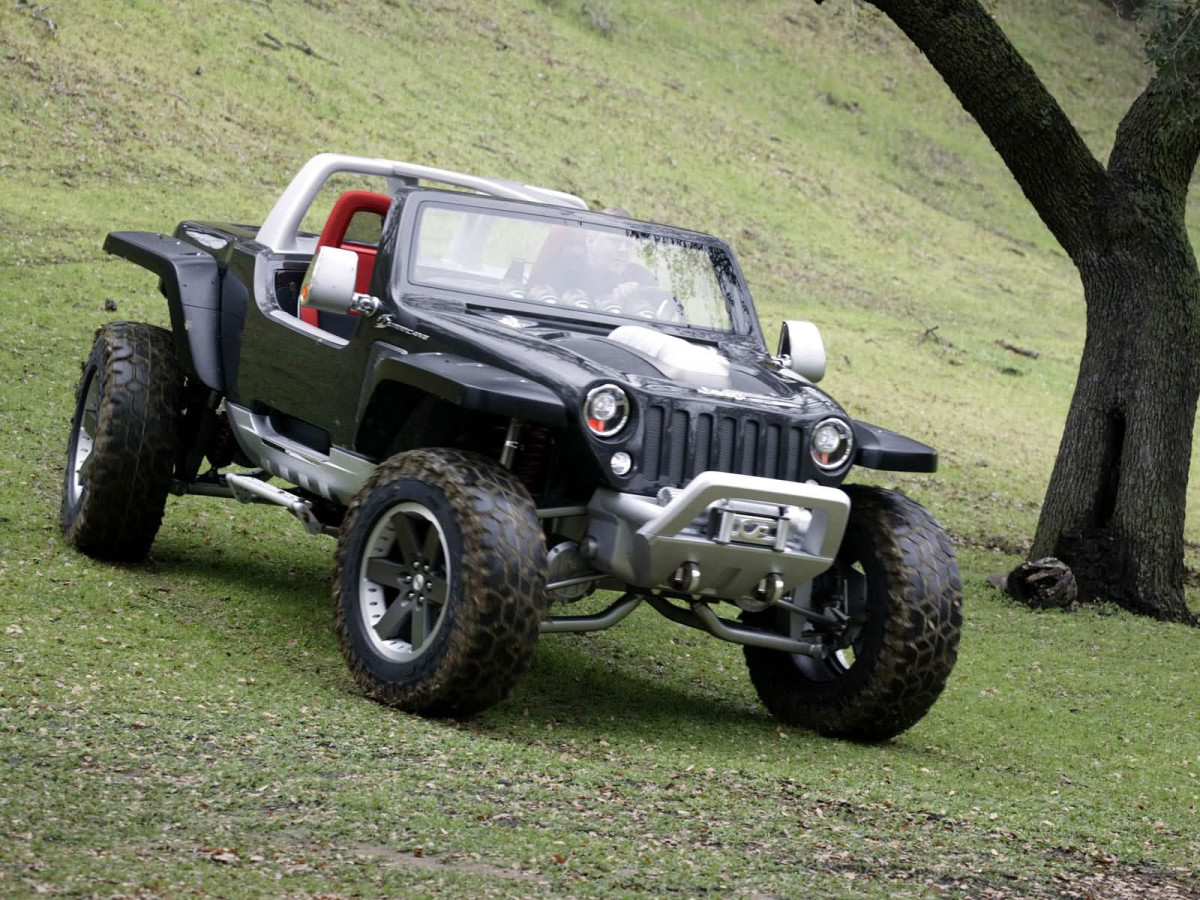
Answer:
top-left (299, 190), bottom-right (392, 327)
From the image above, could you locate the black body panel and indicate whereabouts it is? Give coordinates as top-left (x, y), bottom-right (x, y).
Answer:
top-left (363, 344), bottom-right (568, 427)
top-left (218, 263), bottom-right (252, 395)
top-left (105, 187), bottom-right (941, 497)
top-left (852, 421), bottom-right (938, 473)
top-left (230, 242), bottom-right (371, 439)
top-left (104, 231), bottom-right (224, 392)
top-left (552, 336), bottom-right (665, 378)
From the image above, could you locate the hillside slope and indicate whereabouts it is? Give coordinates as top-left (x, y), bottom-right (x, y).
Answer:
top-left (3, 0), bottom-right (1194, 562)
top-left (1, 4), bottom-right (1199, 897)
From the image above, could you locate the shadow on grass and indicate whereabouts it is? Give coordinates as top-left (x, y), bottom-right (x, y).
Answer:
top-left (490, 634), bottom-right (776, 748)
top-left (144, 534), bottom-right (779, 743)
top-left (145, 532), bottom-right (331, 604)
top-left (136, 534), bottom-right (344, 679)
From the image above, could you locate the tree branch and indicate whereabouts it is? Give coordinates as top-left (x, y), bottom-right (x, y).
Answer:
top-left (850, 0), bottom-right (1109, 263)
top-left (1109, 9), bottom-right (1200, 215)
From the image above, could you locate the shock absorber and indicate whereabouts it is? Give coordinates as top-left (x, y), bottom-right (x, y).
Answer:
top-left (499, 419), bottom-right (523, 469)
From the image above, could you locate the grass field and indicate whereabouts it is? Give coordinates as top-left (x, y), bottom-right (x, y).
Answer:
top-left (1, 1), bottom-right (1198, 896)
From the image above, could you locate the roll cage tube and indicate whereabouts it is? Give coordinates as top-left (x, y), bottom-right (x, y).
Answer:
top-left (256, 153), bottom-right (588, 255)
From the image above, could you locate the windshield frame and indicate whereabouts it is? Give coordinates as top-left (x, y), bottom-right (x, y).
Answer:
top-left (391, 192), bottom-right (764, 343)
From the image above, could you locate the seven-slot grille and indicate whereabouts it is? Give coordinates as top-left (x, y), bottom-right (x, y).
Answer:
top-left (640, 403), bottom-right (807, 486)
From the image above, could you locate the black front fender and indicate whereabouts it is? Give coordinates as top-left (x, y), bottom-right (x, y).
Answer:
top-left (852, 420), bottom-right (938, 473)
top-left (104, 231), bottom-right (224, 392)
top-left (360, 343), bottom-right (568, 427)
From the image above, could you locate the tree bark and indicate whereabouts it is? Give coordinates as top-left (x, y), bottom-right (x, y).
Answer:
top-left (1105, 0), bottom-right (1147, 18)
top-left (1035, 242), bottom-right (1200, 623)
top-left (821, 0), bottom-right (1200, 622)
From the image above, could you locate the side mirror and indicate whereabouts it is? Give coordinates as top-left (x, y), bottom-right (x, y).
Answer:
top-left (777, 320), bottom-right (826, 383)
top-left (300, 246), bottom-right (380, 316)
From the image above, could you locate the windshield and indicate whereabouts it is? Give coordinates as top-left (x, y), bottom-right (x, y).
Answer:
top-left (407, 202), bottom-right (736, 331)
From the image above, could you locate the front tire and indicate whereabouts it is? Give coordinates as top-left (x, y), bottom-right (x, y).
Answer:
top-left (744, 486), bottom-right (963, 741)
top-left (61, 322), bottom-right (182, 561)
top-left (333, 449), bottom-right (548, 716)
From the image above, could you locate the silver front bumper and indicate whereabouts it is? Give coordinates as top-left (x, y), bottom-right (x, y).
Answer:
top-left (584, 472), bottom-right (851, 601)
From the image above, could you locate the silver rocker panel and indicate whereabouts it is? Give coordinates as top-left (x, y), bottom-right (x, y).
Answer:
top-left (225, 403), bottom-right (374, 504)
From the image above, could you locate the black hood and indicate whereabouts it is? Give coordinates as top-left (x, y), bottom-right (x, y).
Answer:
top-left (388, 301), bottom-right (851, 494)
top-left (402, 301), bottom-right (844, 421)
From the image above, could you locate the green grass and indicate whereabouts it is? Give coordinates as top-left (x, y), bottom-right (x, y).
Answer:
top-left (1, 1), bottom-right (1199, 896)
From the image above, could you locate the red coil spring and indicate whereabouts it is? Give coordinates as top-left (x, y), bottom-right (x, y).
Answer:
top-left (513, 424), bottom-right (551, 493)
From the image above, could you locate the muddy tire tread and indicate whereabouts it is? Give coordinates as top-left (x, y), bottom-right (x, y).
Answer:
top-left (333, 448), bottom-right (548, 717)
top-left (745, 486), bottom-right (963, 741)
top-left (61, 322), bottom-right (182, 562)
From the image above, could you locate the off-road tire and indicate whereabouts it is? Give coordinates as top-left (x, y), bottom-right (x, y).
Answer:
top-left (61, 322), bottom-right (182, 562)
top-left (744, 486), bottom-right (962, 741)
top-left (334, 448), bottom-right (548, 717)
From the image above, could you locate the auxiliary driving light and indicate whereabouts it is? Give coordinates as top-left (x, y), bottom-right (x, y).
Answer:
top-left (810, 417), bottom-right (854, 471)
top-left (583, 384), bottom-right (630, 437)
top-left (609, 451), bottom-right (633, 476)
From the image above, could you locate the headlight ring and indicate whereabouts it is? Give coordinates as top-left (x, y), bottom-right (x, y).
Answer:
top-left (583, 384), bottom-right (631, 438)
top-left (810, 417), bottom-right (854, 472)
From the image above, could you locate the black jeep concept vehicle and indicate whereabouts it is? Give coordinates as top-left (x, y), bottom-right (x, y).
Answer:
top-left (63, 154), bottom-right (962, 740)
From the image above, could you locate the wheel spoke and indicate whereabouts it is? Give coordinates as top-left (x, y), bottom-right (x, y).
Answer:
top-left (420, 525), bottom-right (441, 566)
top-left (373, 596), bottom-right (415, 641)
top-left (365, 557), bottom-right (407, 587)
top-left (78, 452), bottom-right (96, 485)
top-left (389, 511), bottom-right (422, 564)
top-left (410, 601), bottom-right (429, 650)
top-left (427, 575), bottom-right (448, 607)
top-left (81, 406), bottom-right (99, 437)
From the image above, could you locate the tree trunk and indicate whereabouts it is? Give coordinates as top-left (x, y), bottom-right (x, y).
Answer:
top-left (1104, 0), bottom-right (1146, 18)
top-left (1032, 229), bottom-right (1200, 623)
top-left (1029, 76), bottom-right (1200, 625)
top-left (827, 0), bottom-right (1200, 623)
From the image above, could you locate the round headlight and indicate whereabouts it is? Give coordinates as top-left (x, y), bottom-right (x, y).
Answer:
top-left (810, 418), bottom-right (854, 471)
top-left (583, 384), bottom-right (630, 437)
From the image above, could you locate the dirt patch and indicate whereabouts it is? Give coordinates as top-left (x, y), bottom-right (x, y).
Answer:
top-left (1054, 866), bottom-right (1198, 900)
top-left (351, 843), bottom-right (551, 886)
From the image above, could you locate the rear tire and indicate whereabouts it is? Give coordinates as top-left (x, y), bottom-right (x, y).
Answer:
top-left (334, 448), bottom-right (548, 716)
top-left (743, 486), bottom-right (962, 741)
top-left (61, 322), bottom-right (182, 561)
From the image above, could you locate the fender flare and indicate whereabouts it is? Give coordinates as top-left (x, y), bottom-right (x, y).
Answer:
top-left (852, 420), bottom-right (938, 473)
top-left (358, 342), bottom-right (568, 428)
top-left (104, 231), bottom-right (224, 392)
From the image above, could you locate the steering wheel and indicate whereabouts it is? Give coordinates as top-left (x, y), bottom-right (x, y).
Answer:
top-left (639, 286), bottom-right (686, 324)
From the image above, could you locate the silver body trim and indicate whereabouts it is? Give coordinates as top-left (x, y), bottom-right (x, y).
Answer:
top-left (267, 309), bottom-right (350, 347)
top-left (257, 153), bottom-right (588, 254)
top-left (226, 403), bottom-right (375, 504)
top-left (584, 472), bottom-right (850, 602)
top-left (646, 595), bottom-right (827, 656)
